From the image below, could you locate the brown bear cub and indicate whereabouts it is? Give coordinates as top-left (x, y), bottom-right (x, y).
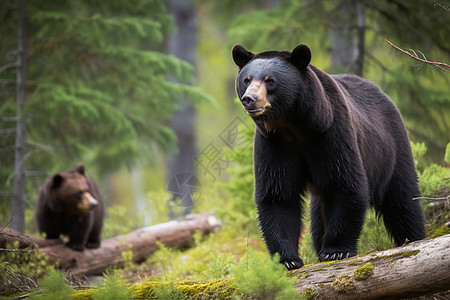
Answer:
top-left (36, 164), bottom-right (104, 251)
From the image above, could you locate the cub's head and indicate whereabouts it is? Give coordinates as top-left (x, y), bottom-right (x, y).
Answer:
top-left (48, 164), bottom-right (98, 214)
top-left (232, 44), bottom-right (311, 119)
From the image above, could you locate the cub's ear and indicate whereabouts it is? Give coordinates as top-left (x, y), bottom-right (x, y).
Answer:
top-left (232, 44), bottom-right (254, 68)
top-left (290, 44), bottom-right (311, 70)
top-left (76, 163), bottom-right (85, 175)
top-left (51, 174), bottom-right (64, 189)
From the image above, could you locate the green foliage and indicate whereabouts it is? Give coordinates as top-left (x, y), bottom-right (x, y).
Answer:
top-left (206, 252), bottom-right (234, 279)
top-left (0, 242), bottom-right (55, 297)
top-left (358, 210), bottom-right (394, 254)
top-left (411, 141), bottom-right (427, 169)
top-left (298, 231), bottom-right (319, 265)
top-left (416, 143), bottom-right (450, 197)
top-left (216, 122), bottom-right (258, 233)
top-left (0, 242), bottom-right (54, 280)
top-left (152, 282), bottom-right (187, 300)
top-left (445, 142), bottom-right (450, 164)
top-left (29, 268), bottom-right (74, 300)
top-left (92, 270), bottom-right (132, 300)
top-left (121, 248), bottom-right (135, 271)
top-left (146, 242), bottom-right (183, 281)
top-left (419, 163), bottom-right (450, 197)
top-left (230, 248), bottom-right (300, 300)
top-left (102, 204), bottom-right (139, 239)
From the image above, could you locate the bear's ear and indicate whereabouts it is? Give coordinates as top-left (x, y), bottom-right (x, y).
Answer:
top-left (76, 163), bottom-right (85, 175)
top-left (232, 44), bottom-right (254, 68)
top-left (289, 44), bottom-right (311, 70)
top-left (51, 174), bottom-right (64, 189)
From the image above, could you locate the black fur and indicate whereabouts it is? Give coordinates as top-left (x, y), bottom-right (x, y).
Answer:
top-left (232, 44), bottom-right (426, 270)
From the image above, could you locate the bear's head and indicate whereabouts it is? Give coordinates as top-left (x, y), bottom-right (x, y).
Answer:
top-left (47, 164), bottom-right (99, 214)
top-left (232, 44), bottom-right (311, 119)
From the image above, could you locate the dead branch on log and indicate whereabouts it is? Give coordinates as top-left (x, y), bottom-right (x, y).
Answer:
top-left (0, 227), bottom-right (62, 249)
top-left (294, 234), bottom-right (450, 299)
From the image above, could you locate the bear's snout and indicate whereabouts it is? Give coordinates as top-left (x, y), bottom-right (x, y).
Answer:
top-left (77, 192), bottom-right (99, 212)
top-left (241, 93), bottom-right (257, 108)
top-left (241, 80), bottom-right (271, 116)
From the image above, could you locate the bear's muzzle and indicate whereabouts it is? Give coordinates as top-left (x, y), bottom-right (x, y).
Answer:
top-left (77, 192), bottom-right (98, 212)
top-left (241, 80), bottom-right (271, 116)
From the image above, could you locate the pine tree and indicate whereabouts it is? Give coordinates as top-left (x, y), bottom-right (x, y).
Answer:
top-left (0, 0), bottom-right (211, 228)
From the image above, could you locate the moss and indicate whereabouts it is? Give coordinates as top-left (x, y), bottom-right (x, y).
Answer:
top-left (347, 259), bottom-right (364, 266)
top-left (429, 225), bottom-right (450, 238)
top-left (353, 263), bottom-right (374, 281)
top-left (310, 260), bottom-right (339, 272)
top-left (71, 288), bottom-right (97, 300)
top-left (132, 278), bottom-right (237, 299)
top-left (71, 278), bottom-right (237, 300)
top-left (327, 274), bottom-right (336, 278)
top-left (368, 249), bottom-right (420, 263)
top-left (331, 275), bottom-right (355, 293)
top-left (302, 287), bottom-right (316, 299)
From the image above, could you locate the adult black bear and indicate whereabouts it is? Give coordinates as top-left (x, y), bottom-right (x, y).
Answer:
top-left (36, 164), bottom-right (104, 251)
top-left (232, 44), bottom-right (426, 270)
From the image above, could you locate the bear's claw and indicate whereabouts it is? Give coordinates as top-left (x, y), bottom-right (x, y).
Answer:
top-left (319, 251), bottom-right (354, 262)
top-left (282, 260), bottom-right (304, 270)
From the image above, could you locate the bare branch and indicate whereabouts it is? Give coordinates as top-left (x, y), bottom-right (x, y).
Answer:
top-left (413, 194), bottom-right (450, 202)
top-left (432, 0), bottom-right (450, 11)
top-left (0, 63), bottom-right (17, 75)
top-left (385, 39), bottom-right (450, 71)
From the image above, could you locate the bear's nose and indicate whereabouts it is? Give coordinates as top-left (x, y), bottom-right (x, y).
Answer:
top-left (241, 94), bottom-right (257, 108)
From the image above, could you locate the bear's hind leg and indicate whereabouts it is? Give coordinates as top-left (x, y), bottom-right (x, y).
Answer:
top-left (381, 178), bottom-right (426, 246)
top-left (310, 195), bottom-right (325, 256)
top-left (319, 192), bottom-right (368, 262)
top-left (257, 201), bottom-right (304, 270)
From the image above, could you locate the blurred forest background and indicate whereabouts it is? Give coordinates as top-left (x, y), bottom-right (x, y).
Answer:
top-left (1, 0), bottom-right (449, 246)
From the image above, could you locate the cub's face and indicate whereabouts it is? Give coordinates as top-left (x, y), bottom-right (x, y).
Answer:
top-left (49, 165), bottom-right (98, 214)
top-left (232, 44), bottom-right (311, 119)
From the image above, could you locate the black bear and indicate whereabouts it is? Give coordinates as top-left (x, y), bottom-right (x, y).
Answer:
top-left (36, 164), bottom-right (104, 251)
top-left (232, 44), bottom-right (426, 270)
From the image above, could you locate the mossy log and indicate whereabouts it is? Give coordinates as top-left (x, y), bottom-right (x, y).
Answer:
top-left (1, 213), bottom-right (221, 276)
top-left (294, 234), bottom-right (450, 299)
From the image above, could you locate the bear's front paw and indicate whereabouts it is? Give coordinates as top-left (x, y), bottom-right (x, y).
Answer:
top-left (86, 241), bottom-right (100, 249)
top-left (66, 242), bottom-right (84, 251)
top-left (282, 259), bottom-right (304, 270)
top-left (319, 250), bottom-right (356, 262)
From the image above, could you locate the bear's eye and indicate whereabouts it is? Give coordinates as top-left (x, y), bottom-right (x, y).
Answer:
top-left (243, 76), bottom-right (251, 85)
top-left (264, 76), bottom-right (274, 84)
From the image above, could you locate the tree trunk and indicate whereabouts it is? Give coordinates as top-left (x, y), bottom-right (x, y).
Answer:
top-left (167, 0), bottom-right (198, 218)
top-left (11, 0), bottom-right (27, 233)
top-left (1, 213), bottom-right (221, 276)
top-left (330, 0), bottom-right (365, 76)
top-left (294, 234), bottom-right (450, 299)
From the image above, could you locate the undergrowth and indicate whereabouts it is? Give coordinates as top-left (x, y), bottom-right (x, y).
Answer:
top-left (3, 130), bottom-right (449, 299)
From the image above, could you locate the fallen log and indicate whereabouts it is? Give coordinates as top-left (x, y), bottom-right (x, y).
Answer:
top-left (0, 227), bottom-right (62, 248)
top-left (294, 234), bottom-right (450, 299)
top-left (1, 213), bottom-right (221, 276)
